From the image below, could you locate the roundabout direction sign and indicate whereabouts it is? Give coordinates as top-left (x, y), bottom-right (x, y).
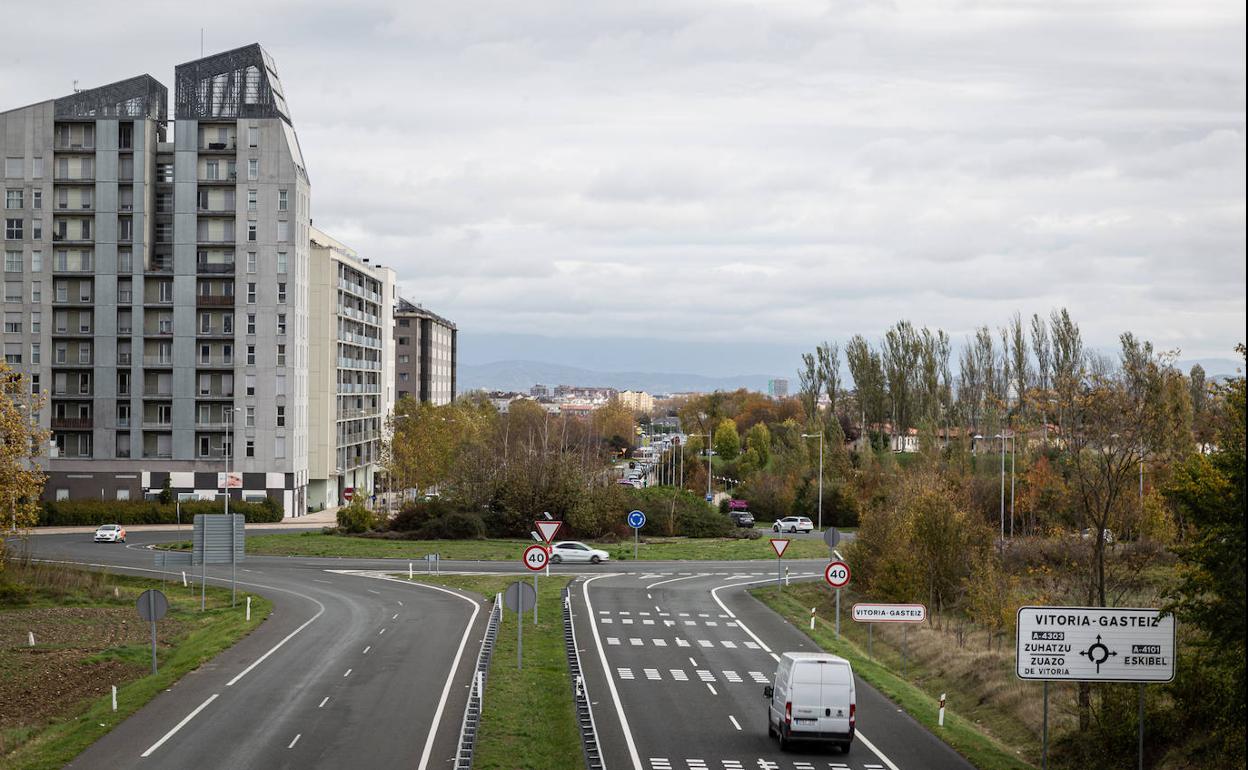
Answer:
top-left (627, 510), bottom-right (646, 560)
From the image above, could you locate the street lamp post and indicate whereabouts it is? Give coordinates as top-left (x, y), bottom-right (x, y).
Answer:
top-left (996, 431), bottom-right (1006, 544)
top-left (801, 432), bottom-right (824, 531)
top-left (698, 433), bottom-right (712, 502)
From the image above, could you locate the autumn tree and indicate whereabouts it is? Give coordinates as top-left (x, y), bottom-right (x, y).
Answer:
top-left (713, 417), bottom-right (741, 461)
top-left (0, 366), bottom-right (47, 570)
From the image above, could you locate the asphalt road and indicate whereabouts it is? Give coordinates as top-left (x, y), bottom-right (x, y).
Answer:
top-left (573, 571), bottom-right (974, 770)
top-left (19, 532), bottom-right (490, 770)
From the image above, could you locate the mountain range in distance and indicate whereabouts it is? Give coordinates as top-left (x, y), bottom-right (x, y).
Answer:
top-left (459, 360), bottom-right (777, 395)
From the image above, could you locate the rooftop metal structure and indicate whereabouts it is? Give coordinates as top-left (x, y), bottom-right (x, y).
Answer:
top-left (396, 297), bottom-right (458, 330)
top-left (53, 75), bottom-right (168, 121)
top-left (174, 43), bottom-right (292, 123)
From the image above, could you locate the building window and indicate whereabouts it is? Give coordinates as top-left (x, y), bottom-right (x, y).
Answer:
top-left (245, 374), bottom-right (256, 396)
top-left (245, 406), bottom-right (255, 427)
top-left (247, 283), bottom-right (256, 303)
top-left (276, 252), bottom-right (287, 274)
top-left (31, 312), bottom-right (40, 333)
top-left (276, 405), bottom-right (285, 427)
top-left (276, 344), bottom-right (286, 366)
top-left (248, 159), bottom-right (259, 180)
top-left (247, 252), bottom-right (256, 273)
top-left (32, 158), bottom-right (42, 179)
top-left (247, 344), bottom-right (255, 365)
top-left (31, 250), bottom-right (41, 272)
top-left (247, 313), bottom-right (256, 334)
top-left (274, 436), bottom-right (285, 459)
top-left (247, 223), bottom-right (257, 242)
top-left (4, 159), bottom-right (21, 178)
top-left (30, 343), bottom-right (39, 363)
top-left (277, 282), bottom-right (286, 303)
top-left (277, 220), bottom-right (289, 242)
top-left (278, 190), bottom-right (288, 211)
top-left (30, 280), bottom-right (40, 302)
top-left (247, 126), bottom-right (259, 148)
top-left (205, 159), bottom-right (219, 180)
top-left (4, 219), bottom-right (21, 239)
top-left (277, 314), bottom-right (286, 335)
top-left (247, 190), bottom-right (257, 211)
top-left (246, 439), bottom-right (255, 458)
top-left (5, 190), bottom-right (22, 209)
top-left (4, 251), bottom-right (20, 272)
top-left (32, 190), bottom-right (41, 210)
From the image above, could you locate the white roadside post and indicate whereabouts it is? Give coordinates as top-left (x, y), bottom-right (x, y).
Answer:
top-left (809, 607), bottom-right (816, 630)
top-left (112, 685), bottom-right (117, 712)
top-left (938, 693), bottom-right (946, 727)
top-left (246, 595), bottom-right (251, 621)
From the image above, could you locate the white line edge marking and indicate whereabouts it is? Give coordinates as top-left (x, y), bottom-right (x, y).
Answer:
top-left (140, 693), bottom-right (218, 757)
top-left (709, 575), bottom-right (901, 770)
top-left (706, 683), bottom-right (717, 695)
top-left (645, 573), bottom-right (708, 589)
top-left (287, 733), bottom-right (301, 749)
top-left (344, 668), bottom-right (352, 677)
top-left (729, 715), bottom-right (741, 731)
top-left (318, 696), bottom-right (329, 708)
top-left (583, 574), bottom-right (644, 770)
top-left (363, 646), bottom-right (371, 654)
top-left (344, 572), bottom-right (482, 770)
top-left (393, 613), bottom-right (399, 619)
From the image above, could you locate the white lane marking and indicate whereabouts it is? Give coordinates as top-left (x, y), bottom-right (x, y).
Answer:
top-left (689, 657), bottom-right (698, 667)
top-left (367, 589), bottom-right (381, 595)
top-left (140, 693), bottom-right (219, 757)
top-left (720, 640), bottom-right (737, 649)
top-left (342, 573), bottom-right (483, 770)
top-left (696, 670), bottom-right (715, 682)
top-left (644, 668), bottom-right (661, 680)
top-left (654, 605), bottom-right (662, 613)
top-left (363, 646), bottom-right (371, 654)
top-left (705, 621), bottom-right (718, 627)
top-left (287, 733), bottom-right (301, 749)
top-left (583, 574), bottom-right (644, 770)
top-left (379, 628), bottom-right (387, 635)
top-left (392, 613), bottom-right (399, 620)
top-left (723, 670), bottom-right (742, 682)
top-left (743, 641), bottom-right (760, 650)
top-left (618, 667), bottom-right (635, 680)
top-left (630, 638), bottom-right (644, 646)
top-left (343, 668), bottom-right (352, 677)
top-left (642, 619), bottom-right (655, 625)
top-left (698, 640), bottom-right (713, 648)
top-left (225, 590), bottom-right (327, 687)
top-left (647, 593), bottom-right (652, 599)
top-left (670, 669), bottom-right (688, 681)
top-left (652, 638), bottom-right (667, 647)
top-left (675, 638), bottom-right (690, 647)
top-left (684, 620), bottom-right (697, 626)
top-left (397, 600), bottom-right (403, 606)
top-left (313, 579), bottom-right (332, 584)
top-left (749, 671), bottom-right (769, 683)
top-left (706, 683), bottom-right (718, 695)
top-left (318, 696), bottom-right (329, 708)
top-left (728, 715), bottom-right (741, 731)
top-left (607, 637), bottom-right (621, 646)
top-left (709, 575), bottom-right (902, 770)
top-left (622, 618), bottom-right (634, 625)
top-left (647, 573), bottom-right (709, 589)
top-left (601, 618), bottom-right (614, 624)
top-left (639, 612), bottom-right (650, 616)
top-left (649, 759), bottom-right (671, 770)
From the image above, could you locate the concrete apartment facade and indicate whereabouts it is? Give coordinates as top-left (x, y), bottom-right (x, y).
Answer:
top-left (394, 297), bottom-right (456, 405)
top-left (307, 227), bottom-right (395, 510)
top-left (2, 44), bottom-right (313, 515)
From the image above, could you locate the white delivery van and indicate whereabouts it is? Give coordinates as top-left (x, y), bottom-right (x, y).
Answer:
top-left (763, 652), bottom-right (856, 752)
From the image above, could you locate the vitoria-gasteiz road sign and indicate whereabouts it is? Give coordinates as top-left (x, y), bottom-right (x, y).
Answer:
top-left (824, 561), bottom-right (850, 588)
top-left (1015, 606), bottom-right (1175, 682)
top-left (851, 603), bottom-right (927, 623)
top-left (522, 544), bottom-right (549, 572)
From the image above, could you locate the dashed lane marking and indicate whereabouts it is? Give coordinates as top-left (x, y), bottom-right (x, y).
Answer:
top-left (607, 637), bottom-right (620, 646)
top-left (630, 638), bottom-right (644, 646)
top-left (728, 715), bottom-right (742, 731)
top-left (287, 733), bottom-right (301, 749)
top-left (653, 638), bottom-right (668, 646)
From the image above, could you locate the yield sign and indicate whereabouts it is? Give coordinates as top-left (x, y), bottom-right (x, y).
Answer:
top-left (770, 538), bottom-right (790, 558)
top-left (535, 520), bottom-right (562, 544)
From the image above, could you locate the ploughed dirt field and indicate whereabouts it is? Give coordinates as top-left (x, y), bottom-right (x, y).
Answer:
top-left (0, 606), bottom-right (187, 738)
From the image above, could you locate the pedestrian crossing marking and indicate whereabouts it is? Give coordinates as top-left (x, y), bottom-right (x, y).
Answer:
top-left (721, 640), bottom-right (737, 648)
top-left (664, 620), bottom-right (677, 627)
top-left (685, 620), bottom-right (698, 626)
top-left (630, 638), bottom-right (644, 646)
top-left (727, 621), bottom-right (739, 627)
top-left (698, 640), bottom-right (713, 647)
top-left (619, 611), bottom-right (631, 615)
top-left (670, 669), bottom-right (688, 681)
top-left (679, 612), bottom-right (690, 617)
top-left (622, 619), bottom-right (634, 624)
top-left (675, 638), bottom-right (690, 647)
top-left (643, 619), bottom-right (656, 625)
top-left (697, 670), bottom-right (715, 682)
top-left (645, 668), bottom-right (661, 680)
top-left (598, 610), bottom-right (609, 614)
top-left (653, 638), bottom-right (667, 646)
top-left (749, 671), bottom-right (769, 683)
top-left (722, 762), bottom-right (743, 770)
top-left (606, 637), bottom-right (620, 645)
top-left (618, 667), bottom-right (634, 679)
top-left (601, 618), bottom-right (613, 624)
top-left (724, 670), bottom-right (742, 682)
top-left (706, 621), bottom-right (719, 627)
top-left (649, 759), bottom-right (671, 770)
top-left (687, 761), bottom-right (708, 770)
top-left (744, 641), bottom-right (759, 649)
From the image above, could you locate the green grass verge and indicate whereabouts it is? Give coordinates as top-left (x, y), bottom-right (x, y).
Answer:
top-left (219, 531), bottom-right (831, 562)
top-left (751, 586), bottom-right (1035, 770)
top-left (403, 574), bottom-right (581, 770)
top-left (1, 570), bottom-right (271, 770)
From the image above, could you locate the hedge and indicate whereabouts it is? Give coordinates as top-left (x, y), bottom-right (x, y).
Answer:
top-left (39, 497), bottom-right (284, 526)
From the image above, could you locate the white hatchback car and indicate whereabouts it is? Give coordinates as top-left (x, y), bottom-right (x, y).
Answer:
top-left (549, 541), bottom-right (610, 564)
top-left (94, 524), bottom-right (127, 543)
top-left (773, 517), bottom-right (814, 534)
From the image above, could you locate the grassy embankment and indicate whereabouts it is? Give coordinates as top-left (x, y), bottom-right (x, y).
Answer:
top-left (199, 531), bottom-right (832, 561)
top-left (404, 574), bottom-right (580, 770)
top-left (0, 558), bottom-right (271, 770)
top-left (753, 583), bottom-right (1037, 770)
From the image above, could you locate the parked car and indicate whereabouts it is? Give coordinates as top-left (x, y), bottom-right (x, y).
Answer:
top-left (1080, 528), bottom-right (1115, 544)
top-left (94, 524), bottom-right (127, 543)
top-left (773, 516), bottom-right (814, 534)
top-left (549, 541), bottom-right (610, 564)
top-left (729, 511), bottom-right (755, 528)
top-left (764, 652), bottom-right (856, 752)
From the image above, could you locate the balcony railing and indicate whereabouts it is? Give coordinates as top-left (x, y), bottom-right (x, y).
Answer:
top-left (197, 327), bottom-right (235, 337)
top-left (196, 390), bottom-right (235, 398)
top-left (195, 421), bottom-right (235, 430)
top-left (141, 389), bottom-right (172, 399)
top-left (142, 328), bottom-right (174, 337)
top-left (51, 259), bottom-right (94, 271)
top-left (196, 262), bottom-right (236, 274)
top-left (51, 416), bottom-right (93, 429)
top-left (145, 260), bottom-right (174, 274)
top-left (142, 419), bottom-right (173, 429)
top-left (141, 356), bottom-right (174, 366)
top-left (196, 295), bottom-right (235, 307)
top-left (199, 171), bottom-right (238, 183)
top-left (143, 450), bottom-right (173, 459)
top-left (144, 295), bottom-right (174, 306)
top-left (195, 357), bottom-right (235, 367)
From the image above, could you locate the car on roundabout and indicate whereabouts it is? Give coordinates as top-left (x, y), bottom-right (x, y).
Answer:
top-left (549, 541), bottom-right (610, 564)
top-left (773, 516), bottom-right (814, 534)
top-left (94, 524), bottom-right (127, 543)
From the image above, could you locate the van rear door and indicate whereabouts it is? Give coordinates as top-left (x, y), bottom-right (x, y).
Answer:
top-left (819, 662), bottom-right (854, 735)
top-left (788, 662), bottom-right (824, 730)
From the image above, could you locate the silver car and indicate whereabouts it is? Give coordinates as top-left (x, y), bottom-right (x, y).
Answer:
top-left (94, 524), bottom-right (127, 543)
top-left (773, 516), bottom-right (814, 534)
top-left (548, 541), bottom-right (610, 564)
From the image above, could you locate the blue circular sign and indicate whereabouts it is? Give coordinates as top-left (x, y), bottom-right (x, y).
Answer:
top-left (627, 510), bottom-right (646, 529)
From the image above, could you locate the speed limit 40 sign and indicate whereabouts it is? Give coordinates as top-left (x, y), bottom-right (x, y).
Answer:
top-left (522, 544), bottom-right (550, 572)
top-left (825, 561), bottom-right (851, 589)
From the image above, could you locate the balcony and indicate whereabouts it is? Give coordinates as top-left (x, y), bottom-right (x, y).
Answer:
top-left (199, 172), bottom-right (238, 185)
top-left (53, 173), bottom-right (95, 183)
top-left (141, 356), bottom-right (174, 367)
top-left (197, 326), bottom-right (235, 338)
top-left (142, 450), bottom-right (173, 459)
top-left (142, 418), bottom-right (173, 429)
top-left (196, 295), bottom-right (234, 307)
top-left (196, 262), bottom-right (236, 274)
top-left (144, 296), bottom-right (174, 307)
top-left (51, 329), bottom-right (93, 339)
top-left (195, 356), bottom-right (235, 368)
top-left (145, 259), bottom-right (174, 275)
top-left (117, 353), bottom-right (133, 365)
top-left (51, 416), bottom-right (94, 430)
top-left (196, 390), bottom-right (235, 399)
top-left (201, 141), bottom-right (237, 153)
top-left (51, 260), bottom-right (95, 273)
top-left (195, 421), bottom-right (235, 430)
top-left (142, 328), bottom-right (174, 338)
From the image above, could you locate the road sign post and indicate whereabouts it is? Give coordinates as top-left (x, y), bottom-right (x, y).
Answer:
top-left (627, 510), bottom-right (646, 560)
top-left (503, 581), bottom-right (537, 670)
top-left (535, 519), bottom-right (561, 578)
top-left (522, 545), bottom-right (549, 626)
top-left (769, 538), bottom-right (790, 589)
top-left (1015, 606), bottom-right (1175, 770)
top-left (136, 589), bottom-right (168, 675)
top-left (824, 561), bottom-right (850, 638)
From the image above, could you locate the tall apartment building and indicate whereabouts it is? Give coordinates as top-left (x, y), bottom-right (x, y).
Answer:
top-left (307, 227), bottom-right (395, 510)
top-left (394, 297), bottom-right (457, 405)
top-left (1, 44), bottom-right (312, 515)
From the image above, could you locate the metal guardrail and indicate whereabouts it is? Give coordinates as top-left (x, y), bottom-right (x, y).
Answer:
top-left (563, 582), bottom-right (605, 769)
top-left (455, 593), bottom-right (502, 769)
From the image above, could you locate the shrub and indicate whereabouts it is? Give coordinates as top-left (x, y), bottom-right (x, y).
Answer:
top-left (39, 497), bottom-right (283, 526)
top-left (389, 498), bottom-right (454, 532)
top-left (336, 500), bottom-right (376, 534)
top-left (415, 512), bottom-right (486, 540)
top-left (676, 506), bottom-right (733, 538)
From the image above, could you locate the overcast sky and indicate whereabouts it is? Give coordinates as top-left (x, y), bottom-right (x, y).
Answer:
top-left (4, 0), bottom-right (1244, 368)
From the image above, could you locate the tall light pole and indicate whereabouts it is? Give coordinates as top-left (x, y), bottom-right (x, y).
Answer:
top-left (802, 432), bottom-right (824, 531)
top-left (698, 433), bottom-right (712, 502)
top-left (996, 431), bottom-right (1006, 544)
top-left (1010, 429), bottom-right (1016, 538)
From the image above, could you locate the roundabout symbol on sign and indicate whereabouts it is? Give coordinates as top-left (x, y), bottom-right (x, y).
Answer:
top-left (627, 510), bottom-right (646, 529)
top-left (825, 561), bottom-right (851, 589)
top-left (523, 544), bottom-right (549, 572)
top-left (1080, 634), bottom-right (1118, 673)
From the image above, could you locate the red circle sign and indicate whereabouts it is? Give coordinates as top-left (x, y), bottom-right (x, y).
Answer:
top-left (523, 544), bottom-right (550, 572)
top-left (825, 561), bottom-right (851, 588)
top-left (343, 488), bottom-right (354, 501)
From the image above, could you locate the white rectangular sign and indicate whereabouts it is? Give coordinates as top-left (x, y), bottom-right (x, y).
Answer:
top-left (1015, 606), bottom-right (1175, 683)
top-left (851, 603), bottom-right (927, 623)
